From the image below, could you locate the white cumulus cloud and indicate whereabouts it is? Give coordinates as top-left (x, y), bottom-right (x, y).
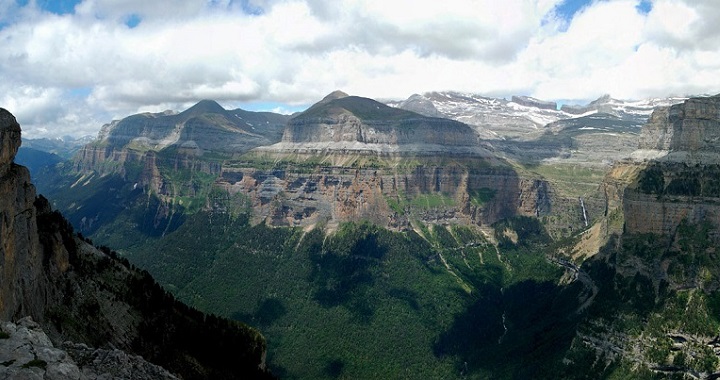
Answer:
top-left (0, 0), bottom-right (718, 138)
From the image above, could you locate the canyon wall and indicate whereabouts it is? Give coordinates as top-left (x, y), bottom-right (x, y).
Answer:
top-left (624, 95), bottom-right (720, 238)
top-left (215, 163), bottom-right (552, 229)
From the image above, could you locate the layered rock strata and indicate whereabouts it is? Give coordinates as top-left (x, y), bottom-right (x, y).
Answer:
top-left (623, 95), bottom-right (720, 237)
top-left (216, 163), bottom-right (552, 229)
top-left (259, 93), bottom-right (490, 157)
top-left (635, 94), bottom-right (720, 162)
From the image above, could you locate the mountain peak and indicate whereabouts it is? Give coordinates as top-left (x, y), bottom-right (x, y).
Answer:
top-left (181, 99), bottom-right (226, 116)
top-left (589, 94), bottom-right (615, 105)
top-left (322, 90), bottom-right (349, 102)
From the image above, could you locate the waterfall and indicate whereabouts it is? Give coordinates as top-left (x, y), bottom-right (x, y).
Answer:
top-left (579, 197), bottom-right (588, 227)
top-left (498, 312), bottom-right (508, 344)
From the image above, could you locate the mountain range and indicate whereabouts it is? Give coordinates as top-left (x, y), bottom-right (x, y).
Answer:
top-left (8, 90), bottom-right (720, 379)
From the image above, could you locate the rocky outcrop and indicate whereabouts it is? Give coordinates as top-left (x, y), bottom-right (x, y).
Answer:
top-left (0, 110), bottom-right (20, 177)
top-left (0, 317), bottom-right (178, 380)
top-left (638, 94), bottom-right (720, 154)
top-left (217, 162), bottom-right (551, 229)
top-left (0, 108), bottom-right (50, 323)
top-left (623, 95), bottom-right (720, 237)
top-left (395, 94), bottom-right (441, 117)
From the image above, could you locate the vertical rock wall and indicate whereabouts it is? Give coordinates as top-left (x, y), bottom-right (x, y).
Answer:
top-left (0, 108), bottom-right (47, 321)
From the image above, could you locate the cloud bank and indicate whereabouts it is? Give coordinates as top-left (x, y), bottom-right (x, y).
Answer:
top-left (1, 0), bottom-right (718, 138)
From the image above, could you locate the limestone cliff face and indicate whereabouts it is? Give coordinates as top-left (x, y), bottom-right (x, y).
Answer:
top-left (638, 95), bottom-right (720, 152)
top-left (70, 100), bottom-right (288, 179)
top-left (623, 162), bottom-right (720, 236)
top-left (95, 100), bottom-right (287, 154)
top-left (59, 94), bottom-right (561, 236)
top-left (0, 111), bottom-right (21, 177)
top-left (219, 93), bottom-right (550, 230)
top-left (623, 95), bottom-right (720, 237)
top-left (217, 163), bottom-right (551, 229)
top-left (283, 114), bottom-right (477, 147)
top-left (0, 109), bottom-right (57, 322)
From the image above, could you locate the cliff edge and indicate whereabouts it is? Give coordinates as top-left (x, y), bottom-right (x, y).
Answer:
top-left (0, 108), bottom-right (273, 379)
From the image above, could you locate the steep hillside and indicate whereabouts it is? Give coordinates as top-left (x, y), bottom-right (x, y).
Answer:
top-left (0, 108), bottom-right (273, 379)
top-left (556, 95), bottom-right (720, 379)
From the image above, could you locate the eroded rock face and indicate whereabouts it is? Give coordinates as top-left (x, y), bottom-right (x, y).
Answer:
top-left (0, 109), bottom-right (50, 322)
top-left (0, 109), bottom-right (21, 177)
top-left (638, 95), bottom-right (720, 152)
top-left (217, 163), bottom-right (551, 229)
top-left (623, 95), bottom-right (720, 237)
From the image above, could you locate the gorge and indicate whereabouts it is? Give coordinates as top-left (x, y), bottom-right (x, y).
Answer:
top-left (10, 92), bottom-right (720, 379)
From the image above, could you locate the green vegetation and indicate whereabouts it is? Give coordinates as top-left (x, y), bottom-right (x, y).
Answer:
top-left (386, 191), bottom-right (457, 214)
top-left (638, 165), bottom-right (665, 194)
top-left (560, 218), bottom-right (720, 378)
top-left (409, 193), bottom-right (456, 209)
top-left (0, 330), bottom-right (8, 339)
top-left (34, 201), bottom-right (272, 379)
top-left (117, 211), bottom-right (582, 380)
top-left (529, 164), bottom-right (606, 198)
top-left (637, 163), bottom-right (720, 197)
top-left (469, 187), bottom-right (496, 206)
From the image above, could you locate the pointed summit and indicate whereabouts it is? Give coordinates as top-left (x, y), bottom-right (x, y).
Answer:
top-left (322, 90), bottom-right (349, 102)
top-left (180, 99), bottom-right (226, 117)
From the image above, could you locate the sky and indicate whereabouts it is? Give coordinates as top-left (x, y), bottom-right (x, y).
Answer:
top-left (1, 0), bottom-right (719, 138)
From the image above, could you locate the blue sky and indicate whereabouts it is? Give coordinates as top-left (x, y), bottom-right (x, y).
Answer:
top-left (34, 0), bottom-right (81, 15)
top-left (1, 0), bottom-right (717, 138)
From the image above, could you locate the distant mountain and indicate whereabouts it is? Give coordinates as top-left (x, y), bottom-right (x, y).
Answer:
top-left (260, 91), bottom-right (490, 157)
top-left (15, 147), bottom-right (63, 190)
top-left (386, 92), bottom-right (685, 166)
top-left (22, 135), bottom-right (95, 158)
top-left (15, 147), bottom-right (62, 174)
top-left (36, 92), bottom-right (720, 379)
top-left (95, 100), bottom-right (290, 153)
top-left (387, 92), bottom-right (685, 141)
